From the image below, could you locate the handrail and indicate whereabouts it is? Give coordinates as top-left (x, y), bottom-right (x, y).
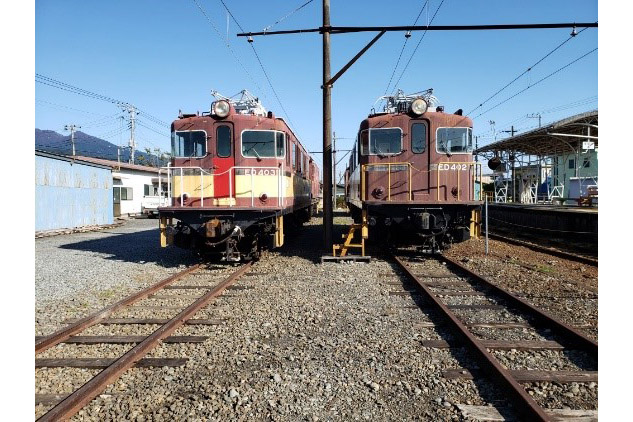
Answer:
top-left (436, 161), bottom-right (482, 202)
top-left (159, 165), bottom-right (282, 208)
top-left (361, 162), bottom-right (412, 201)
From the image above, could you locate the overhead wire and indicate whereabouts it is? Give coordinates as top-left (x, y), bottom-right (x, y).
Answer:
top-left (472, 47), bottom-right (597, 120)
top-left (474, 96), bottom-right (598, 149)
top-left (35, 99), bottom-right (115, 117)
top-left (383, 0), bottom-right (429, 96)
top-left (466, 25), bottom-right (594, 116)
top-left (216, 0), bottom-right (301, 139)
top-left (261, 0), bottom-right (315, 33)
top-left (36, 74), bottom-right (169, 128)
top-left (191, 0), bottom-right (266, 100)
top-left (475, 94), bottom-right (598, 139)
top-left (391, 0), bottom-right (446, 92)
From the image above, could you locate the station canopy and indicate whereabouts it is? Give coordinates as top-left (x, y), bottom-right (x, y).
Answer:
top-left (476, 110), bottom-right (598, 157)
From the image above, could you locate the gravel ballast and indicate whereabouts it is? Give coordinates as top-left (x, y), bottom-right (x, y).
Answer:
top-left (35, 215), bottom-right (597, 420)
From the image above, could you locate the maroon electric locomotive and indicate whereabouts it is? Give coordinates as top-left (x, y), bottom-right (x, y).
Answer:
top-left (345, 89), bottom-right (482, 252)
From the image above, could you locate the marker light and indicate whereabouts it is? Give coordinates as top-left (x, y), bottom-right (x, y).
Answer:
top-left (213, 100), bottom-right (230, 118)
top-left (410, 98), bottom-right (428, 115)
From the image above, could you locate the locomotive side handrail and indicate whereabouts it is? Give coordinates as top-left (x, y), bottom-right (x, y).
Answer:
top-left (360, 162), bottom-right (412, 201)
top-left (436, 161), bottom-right (482, 202)
top-left (158, 165), bottom-right (283, 208)
top-left (229, 166), bottom-right (283, 207)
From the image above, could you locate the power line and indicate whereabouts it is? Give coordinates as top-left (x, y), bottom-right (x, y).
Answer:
top-left (383, 0), bottom-right (429, 96)
top-left (35, 74), bottom-right (170, 128)
top-left (473, 47), bottom-right (597, 120)
top-left (474, 94), bottom-right (597, 140)
top-left (271, 2), bottom-right (315, 31)
top-left (136, 120), bottom-right (170, 138)
top-left (36, 99), bottom-right (115, 117)
top-left (261, 0), bottom-right (315, 33)
top-left (466, 25), bottom-right (593, 116)
top-left (36, 74), bottom-right (124, 105)
top-left (191, 0), bottom-right (266, 100)
top-left (216, 0), bottom-right (301, 138)
top-left (391, 0), bottom-right (446, 91)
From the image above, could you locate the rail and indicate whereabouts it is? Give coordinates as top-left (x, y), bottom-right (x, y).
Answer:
top-left (36, 262), bottom-right (252, 420)
top-left (159, 165), bottom-right (283, 208)
top-left (391, 252), bottom-right (597, 421)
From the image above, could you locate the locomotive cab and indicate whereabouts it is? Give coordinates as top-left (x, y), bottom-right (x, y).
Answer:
top-left (345, 89), bottom-right (482, 252)
top-left (158, 91), bottom-right (318, 261)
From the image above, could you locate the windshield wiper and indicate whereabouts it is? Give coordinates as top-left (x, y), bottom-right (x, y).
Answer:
top-left (246, 142), bottom-right (265, 161)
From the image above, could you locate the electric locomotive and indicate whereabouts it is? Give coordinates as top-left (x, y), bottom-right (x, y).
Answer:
top-left (345, 89), bottom-right (482, 252)
top-left (158, 90), bottom-right (320, 261)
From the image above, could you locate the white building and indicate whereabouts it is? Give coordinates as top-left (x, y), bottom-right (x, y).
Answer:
top-left (75, 156), bottom-right (166, 217)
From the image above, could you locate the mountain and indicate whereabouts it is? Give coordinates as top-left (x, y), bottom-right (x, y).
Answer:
top-left (35, 129), bottom-right (168, 166)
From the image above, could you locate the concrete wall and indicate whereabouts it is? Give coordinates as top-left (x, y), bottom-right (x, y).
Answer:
top-left (35, 155), bottom-right (113, 231)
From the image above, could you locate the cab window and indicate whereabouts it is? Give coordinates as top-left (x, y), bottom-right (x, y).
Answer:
top-left (172, 130), bottom-right (206, 157)
top-left (242, 130), bottom-right (285, 158)
top-left (411, 123), bottom-right (427, 153)
top-left (216, 126), bottom-right (231, 158)
top-left (436, 127), bottom-right (473, 154)
top-left (369, 128), bottom-right (402, 155)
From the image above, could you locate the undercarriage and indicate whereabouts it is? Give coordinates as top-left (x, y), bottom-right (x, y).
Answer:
top-left (160, 206), bottom-right (313, 261)
top-left (352, 204), bottom-right (478, 253)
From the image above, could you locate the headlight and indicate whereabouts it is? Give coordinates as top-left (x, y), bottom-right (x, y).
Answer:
top-left (213, 100), bottom-right (230, 118)
top-left (410, 98), bottom-right (428, 115)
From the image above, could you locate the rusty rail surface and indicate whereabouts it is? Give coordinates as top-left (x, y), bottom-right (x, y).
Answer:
top-left (36, 263), bottom-right (203, 354)
top-left (440, 255), bottom-right (598, 355)
top-left (37, 262), bottom-right (251, 421)
top-left (392, 253), bottom-right (598, 421)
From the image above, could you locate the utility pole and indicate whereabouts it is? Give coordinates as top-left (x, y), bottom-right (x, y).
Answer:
top-left (322, 0), bottom-right (333, 249)
top-left (527, 113), bottom-right (542, 128)
top-left (489, 120), bottom-right (496, 141)
top-left (333, 131), bottom-right (337, 210)
top-left (64, 124), bottom-right (80, 156)
top-left (501, 125), bottom-right (517, 137)
top-left (501, 127), bottom-right (517, 202)
top-left (121, 104), bottom-right (137, 164)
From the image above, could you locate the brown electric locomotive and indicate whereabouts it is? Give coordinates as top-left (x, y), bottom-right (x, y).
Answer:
top-left (158, 90), bottom-right (320, 261)
top-left (345, 89), bottom-right (482, 252)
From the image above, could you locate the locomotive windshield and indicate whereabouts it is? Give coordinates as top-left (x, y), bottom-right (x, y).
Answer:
top-left (361, 128), bottom-right (402, 155)
top-left (242, 130), bottom-right (285, 158)
top-left (172, 130), bottom-right (206, 157)
top-left (436, 127), bottom-right (473, 154)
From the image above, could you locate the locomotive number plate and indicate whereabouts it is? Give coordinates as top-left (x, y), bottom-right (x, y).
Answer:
top-left (236, 169), bottom-right (278, 176)
top-left (437, 163), bottom-right (469, 171)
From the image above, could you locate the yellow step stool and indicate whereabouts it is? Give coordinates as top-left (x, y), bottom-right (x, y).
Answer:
top-left (332, 224), bottom-right (366, 257)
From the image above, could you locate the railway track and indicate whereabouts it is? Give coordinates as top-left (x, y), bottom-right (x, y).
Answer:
top-left (485, 231), bottom-right (597, 267)
top-left (389, 250), bottom-right (598, 421)
top-left (35, 261), bottom-right (253, 420)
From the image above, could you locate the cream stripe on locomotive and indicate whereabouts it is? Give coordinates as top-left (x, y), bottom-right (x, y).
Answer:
top-left (170, 171), bottom-right (310, 206)
top-left (172, 174), bottom-right (214, 198)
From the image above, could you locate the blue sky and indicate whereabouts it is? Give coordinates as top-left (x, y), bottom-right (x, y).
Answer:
top-left (35, 0), bottom-right (598, 174)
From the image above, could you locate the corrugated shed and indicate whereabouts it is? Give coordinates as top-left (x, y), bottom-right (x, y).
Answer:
top-left (35, 152), bottom-right (114, 231)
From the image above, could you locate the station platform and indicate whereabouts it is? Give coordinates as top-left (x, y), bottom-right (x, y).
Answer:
top-left (485, 203), bottom-right (597, 254)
